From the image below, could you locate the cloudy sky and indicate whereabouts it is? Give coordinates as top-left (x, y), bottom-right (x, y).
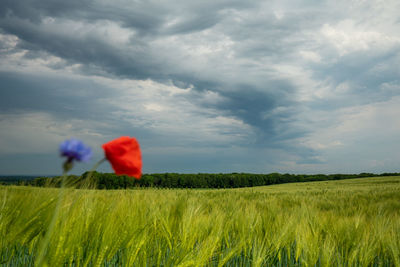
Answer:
top-left (1, 0), bottom-right (399, 175)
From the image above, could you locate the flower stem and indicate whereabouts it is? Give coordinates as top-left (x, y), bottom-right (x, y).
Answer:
top-left (35, 158), bottom-right (106, 265)
top-left (35, 171), bottom-right (68, 266)
top-left (91, 157), bottom-right (106, 172)
top-left (81, 158), bottom-right (106, 188)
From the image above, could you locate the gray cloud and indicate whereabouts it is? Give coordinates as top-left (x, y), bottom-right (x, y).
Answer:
top-left (1, 0), bottom-right (399, 174)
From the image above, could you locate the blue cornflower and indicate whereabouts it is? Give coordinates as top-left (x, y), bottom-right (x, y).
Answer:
top-left (60, 138), bottom-right (92, 163)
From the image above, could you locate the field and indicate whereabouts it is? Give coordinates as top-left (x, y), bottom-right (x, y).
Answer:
top-left (1, 177), bottom-right (400, 266)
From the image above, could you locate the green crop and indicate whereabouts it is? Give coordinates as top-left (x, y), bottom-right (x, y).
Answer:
top-left (1, 177), bottom-right (399, 266)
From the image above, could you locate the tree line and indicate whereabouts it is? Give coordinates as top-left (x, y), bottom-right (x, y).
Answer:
top-left (19, 172), bottom-right (400, 189)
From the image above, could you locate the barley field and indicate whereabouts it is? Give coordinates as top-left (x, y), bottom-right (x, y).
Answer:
top-left (1, 177), bottom-right (400, 266)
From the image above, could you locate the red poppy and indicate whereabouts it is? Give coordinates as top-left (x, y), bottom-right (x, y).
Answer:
top-left (102, 136), bottom-right (142, 179)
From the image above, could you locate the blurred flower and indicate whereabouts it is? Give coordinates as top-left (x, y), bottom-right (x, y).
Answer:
top-left (60, 138), bottom-right (92, 163)
top-left (102, 136), bottom-right (142, 179)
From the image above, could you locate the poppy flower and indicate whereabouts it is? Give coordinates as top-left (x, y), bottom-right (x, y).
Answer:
top-left (102, 136), bottom-right (142, 179)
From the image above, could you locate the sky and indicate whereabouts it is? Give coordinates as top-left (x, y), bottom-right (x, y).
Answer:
top-left (0, 0), bottom-right (399, 175)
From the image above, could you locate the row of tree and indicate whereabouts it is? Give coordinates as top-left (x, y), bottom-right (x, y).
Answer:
top-left (0, 175), bottom-right (37, 185)
top-left (23, 172), bottom-right (400, 189)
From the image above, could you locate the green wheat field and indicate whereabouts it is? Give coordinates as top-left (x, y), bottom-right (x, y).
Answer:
top-left (1, 176), bottom-right (400, 266)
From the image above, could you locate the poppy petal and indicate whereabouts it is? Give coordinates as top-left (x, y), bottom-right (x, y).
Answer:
top-left (102, 136), bottom-right (142, 179)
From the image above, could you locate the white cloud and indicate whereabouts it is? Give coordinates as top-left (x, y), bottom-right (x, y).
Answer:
top-left (0, 112), bottom-right (106, 154)
top-left (298, 95), bottom-right (400, 172)
top-left (320, 19), bottom-right (400, 57)
top-left (0, 33), bottom-right (18, 52)
top-left (299, 51), bottom-right (321, 63)
top-left (40, 17), bottom-right (134, 45)
top-left (101, 78), bottom-right (254, 147)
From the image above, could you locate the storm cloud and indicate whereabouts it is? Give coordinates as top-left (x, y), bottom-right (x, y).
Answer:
top-left (1, 0), bottom-right (399, 175)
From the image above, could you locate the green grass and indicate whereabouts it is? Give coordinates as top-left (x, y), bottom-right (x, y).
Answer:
top-left (1, 177), bottom-right (400, 266)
